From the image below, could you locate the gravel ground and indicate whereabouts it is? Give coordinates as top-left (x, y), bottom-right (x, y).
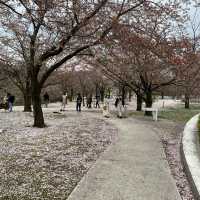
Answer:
top-left (0, 111), bottom-right (117, 200)
top-left (132, 115), bottom-right (195, 200)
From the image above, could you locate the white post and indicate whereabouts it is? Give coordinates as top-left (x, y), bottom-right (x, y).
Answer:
top-left (162, 101), bottom-right (165, 108)
top-left (153, 110), bottom-right (158, 121)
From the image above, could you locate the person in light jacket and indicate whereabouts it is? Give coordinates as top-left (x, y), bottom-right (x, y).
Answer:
top-left (60, 92), bottom-right (67, 111)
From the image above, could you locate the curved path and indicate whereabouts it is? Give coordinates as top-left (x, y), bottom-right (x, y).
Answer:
top-left (67, 117), bottom-right (181, 200)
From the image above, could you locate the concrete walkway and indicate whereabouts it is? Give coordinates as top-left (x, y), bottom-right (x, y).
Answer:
top-left (67, 117), bottom-right (181, 200)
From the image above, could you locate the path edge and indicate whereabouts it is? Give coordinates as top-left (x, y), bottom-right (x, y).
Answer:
top-left (181, 114), bottom-right (200, 200)
top-left (66, 118), bottom-right (120, 200)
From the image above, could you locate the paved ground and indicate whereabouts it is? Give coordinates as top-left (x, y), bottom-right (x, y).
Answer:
top-left (2, 100), bottom-right (182, 199)
top-left (67, 117), bottom-right (181, 200)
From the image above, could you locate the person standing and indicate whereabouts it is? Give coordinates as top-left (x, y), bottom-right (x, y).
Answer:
top-left (43, 92), bottom-right (49, 108)
top-left (117, 97), bottom-right (123, 118)
top-left (87, 95), bottom-right (92, 108)
top-left (102, 96), bottom-right (110, 118)
top-left (76, 93), bottom-right (82, 112)
top-left (65, 92), bottom-right (68, 105)
top-left (3, 93), bottom-right (8, 110)
top-left (61, 92), bottom-right (67, 111)
top-left (114, 97), bottom-right (119, 108)
top-left (7, 93), bottom-right (15, 112)
top-left (95, 95), bottom-right (100, 108)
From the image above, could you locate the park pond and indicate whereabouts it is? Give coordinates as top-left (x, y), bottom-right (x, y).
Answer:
top-left (0, 110), bottom-right (117, 199)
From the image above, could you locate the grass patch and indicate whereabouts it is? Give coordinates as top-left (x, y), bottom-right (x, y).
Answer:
top-left (128, 111), bottom-right (145, 117)
top-left (129, 104), bottom-right (200, 123)
top-left (159, 106), bottom-right (200, 123)
top-left (188, 104), bottom-right (200, 110)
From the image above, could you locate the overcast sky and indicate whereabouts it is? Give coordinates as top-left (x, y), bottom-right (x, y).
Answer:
top-left (183, 0), bottom-right (200, 34)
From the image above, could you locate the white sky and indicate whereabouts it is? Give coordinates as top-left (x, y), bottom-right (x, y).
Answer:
top-left (183, 0), bottom-right (200, 34)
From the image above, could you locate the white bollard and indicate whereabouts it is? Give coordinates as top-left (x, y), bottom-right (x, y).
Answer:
top-left (152, 110), bottom-right (158, 121)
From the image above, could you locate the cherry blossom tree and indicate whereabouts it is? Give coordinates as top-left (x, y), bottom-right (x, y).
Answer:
top-left (0, 0), bottom-right (146, 127)
top-left (87, 1), bottom-right (183, 114)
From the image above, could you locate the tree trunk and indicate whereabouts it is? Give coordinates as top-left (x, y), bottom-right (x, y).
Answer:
top-left (83, 93), bottom-right (85, 107)
top-left (70, 88), bottom-right (74, 101)
top-left (23, 92), bottom-right (32, 112)
top-left (185, 94), bottom-right (190, 109)
top-left (122, 85), bottom-right (126, 106)
top-left (161, 91), bottom-right (164, 99)
top-left (129, 90), bottom-right (132, 102)
top-left (95, 84), bottom-right (99, 98)
top-left (145, 90), bottom-right (153, 116)
top-left (108, 88), bottom-right (111, 98)
top-left (100, 88), bottom-right (105, 102)
top-left (31, 78), bottom-right (45, 128)
top-left (136, 93), bottom-right (143, 111)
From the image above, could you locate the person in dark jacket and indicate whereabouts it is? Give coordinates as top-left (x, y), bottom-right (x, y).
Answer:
top-left (76, 93), bottom-right (82, 112)
top-left (114, 97), bottom-right (119, 108)
top-left (95, 95), bottom-right (100, 108)
top-left (43, 92), bottom-right (49, 108)
top-left (7, 93), bottom-right (15, 112)
top-left (86, 95), bottom-right (92, 108)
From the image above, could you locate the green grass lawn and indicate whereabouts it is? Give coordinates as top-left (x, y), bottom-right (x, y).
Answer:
top-left (130, 104), bottom-right (200, 123)
top-left (159, 106), bottom-right (200, 123)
